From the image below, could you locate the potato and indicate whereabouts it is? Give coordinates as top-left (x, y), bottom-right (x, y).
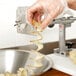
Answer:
top-left (69, 50), bottom-right (76, 64)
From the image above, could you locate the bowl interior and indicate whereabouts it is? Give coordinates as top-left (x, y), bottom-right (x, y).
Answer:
top-left (0, 49), bottom-right (29, 73)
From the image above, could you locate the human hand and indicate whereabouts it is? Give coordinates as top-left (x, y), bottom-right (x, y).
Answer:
top-left (27, 0), bottom-right (67, 29)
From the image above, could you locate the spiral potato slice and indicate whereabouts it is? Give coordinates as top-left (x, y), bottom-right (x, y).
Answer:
top-left (30, 20), bottom-right (43, 51)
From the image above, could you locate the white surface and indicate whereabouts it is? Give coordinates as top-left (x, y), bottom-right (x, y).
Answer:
top-left (47, 54), bottom-right (76, 76)
top-left (0, 0), bottom-right (76, 48)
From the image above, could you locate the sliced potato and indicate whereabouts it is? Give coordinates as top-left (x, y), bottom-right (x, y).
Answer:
top-left (69, 50), bottom-right (76, 64)
top-left (0, 68), bottom-right (28, 76)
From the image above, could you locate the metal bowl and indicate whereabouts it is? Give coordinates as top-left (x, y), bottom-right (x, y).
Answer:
top-left (0, 49), bottom-right (29, 73)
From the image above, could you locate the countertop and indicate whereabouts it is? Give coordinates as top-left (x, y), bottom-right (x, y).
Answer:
top-left (47, 54), bottom-right (76, 76)
top-left (40, 68), bottom-right (70, 76)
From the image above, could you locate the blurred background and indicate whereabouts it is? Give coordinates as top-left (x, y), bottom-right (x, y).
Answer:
top-left (0, 0), bottom-right (76, 49)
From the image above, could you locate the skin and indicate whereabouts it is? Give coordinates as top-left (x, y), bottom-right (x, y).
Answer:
top-left (27, 0), bottom-right (76, 29)
top-left (67, 0), bottom-right (76, 10)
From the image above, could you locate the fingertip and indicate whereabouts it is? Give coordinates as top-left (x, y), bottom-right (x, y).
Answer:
top-left (41, 15), bottom-right (53, 30)
top-left (41, 24), bottom-right (47, 30)
top-left (41, 20), bottom-right (50, 30)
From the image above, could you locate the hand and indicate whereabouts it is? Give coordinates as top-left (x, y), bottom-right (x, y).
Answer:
top-left (27, 0), bottom-right (67, 29)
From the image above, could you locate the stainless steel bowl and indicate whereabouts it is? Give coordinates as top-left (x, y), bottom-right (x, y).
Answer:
top-left (0, 49), bottom-right (29, 73)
